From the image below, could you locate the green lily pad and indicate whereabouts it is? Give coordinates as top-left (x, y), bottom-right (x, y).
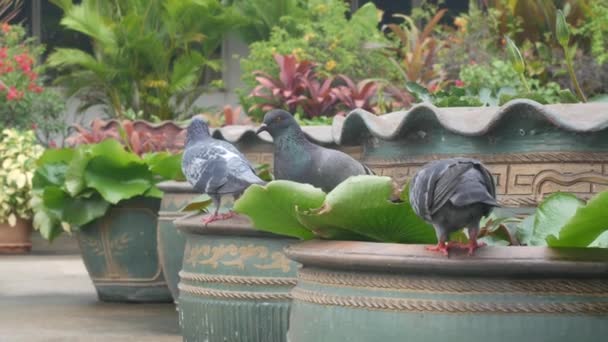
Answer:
top-left (83, 140), bottom-right (154, 204)
top-left (181, 194), bottom-right (213, 213)
top-left (547, 191), bottom-right (608, 247)
top-left (531, 192), bottom-right (583, 246)
top-left (297, 176), bottom-right (436, 243)
top-left (234, 181), bottom-right (323, 240)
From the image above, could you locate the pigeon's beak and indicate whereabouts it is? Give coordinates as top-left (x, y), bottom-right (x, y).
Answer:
top-left (256, 124), bottom-right (268, 135)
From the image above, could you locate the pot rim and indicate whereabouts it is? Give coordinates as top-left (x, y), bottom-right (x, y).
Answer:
top-left (174, 212), bottom-right (295, 239)
top-left (157, 181), bottom-right (194, 193)
top-left (284, 240), bottom-right (608, 278)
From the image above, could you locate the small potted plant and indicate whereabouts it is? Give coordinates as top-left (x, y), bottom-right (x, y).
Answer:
top-left (32, 120), bottom-right (183, 302)
top-left (0, 129), bottom-right (44, 253)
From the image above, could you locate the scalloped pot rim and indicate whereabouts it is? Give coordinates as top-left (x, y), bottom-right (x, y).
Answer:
top-left (90, 100), bottom-right (608, 146)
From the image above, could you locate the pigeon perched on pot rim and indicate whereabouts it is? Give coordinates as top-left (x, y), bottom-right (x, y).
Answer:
top-left (256, 109), bottom-right (374, 192)
top-left (409, 158), bottom-right (498, 255)
top-left (182, 117), bottom-right (265, 224)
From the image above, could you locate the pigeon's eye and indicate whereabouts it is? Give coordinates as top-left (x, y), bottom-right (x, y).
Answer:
top-left (275, 117), bottom-right (282, 122)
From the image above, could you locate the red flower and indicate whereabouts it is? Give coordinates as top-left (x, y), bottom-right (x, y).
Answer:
top-left (6, 86), bottom-right (23, 101)
top-left (428, 84), bottom-right (438, 93)
top-left (0, 47), bottom-right (7, 59)
top-left (454, 80), bottom-right (465, 87)
top-left (28, 82), bottom-right (43, 93)
top-left (31, 123), bottom-right (38, 130)
top-left (48, 140), bottom-right (57, 148)
top-left (1, 23), bottom-right (10, 34)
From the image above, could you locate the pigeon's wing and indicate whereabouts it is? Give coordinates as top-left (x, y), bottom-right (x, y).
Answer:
top-left (430, 161), bottom-right (475, 215)
top-left (313, 147), bottom-right (371, 191)
top-left (449, 162), bottom-right (498, 207)
top-left (215, 139), bottom-right (258, 173)
top-left (182, 144), bottom-right (230, 194)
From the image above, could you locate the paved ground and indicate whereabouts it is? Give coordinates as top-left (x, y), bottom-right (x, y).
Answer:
top-left (0, 253), bottom-right (181, 342)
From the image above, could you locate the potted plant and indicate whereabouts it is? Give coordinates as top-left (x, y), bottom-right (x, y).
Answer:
top-left (47, 0), bottom-right (241, 121)
top-left (173, 211), bottom-right (300, 342)
top-left (32, 121), bottom-right (183, 302)
top-left (234, 176), bottom-right (608, 342)
top-left (0, 129), bottom-right (44, 253)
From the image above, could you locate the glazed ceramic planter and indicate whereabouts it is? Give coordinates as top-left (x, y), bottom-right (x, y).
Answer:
top-left (0, 217), bottom-right (32, 254)
top-left (77, 196), bottom-right (172, 303)
top-left (285, 240), bottom-right (608, 342)
top-left (157, 181), bottom-right (198, 301)
top-left (174, 213), bottom-right (299, 342)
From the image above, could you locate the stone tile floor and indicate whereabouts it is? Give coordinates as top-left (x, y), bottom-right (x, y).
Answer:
top-left (0, 253), bottom-right (181, 342)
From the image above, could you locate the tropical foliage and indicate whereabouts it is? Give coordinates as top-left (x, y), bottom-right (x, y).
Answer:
top-left (234, 176), bottom-right (436, 243)
top-left (0, 24), bottom-right (65, 132)
top-left (31, 138), bottom-right (183, 241)
top-left (47, 0), bottom-right (241, 121)
top-left (0, 129), bottom-right (44, 226)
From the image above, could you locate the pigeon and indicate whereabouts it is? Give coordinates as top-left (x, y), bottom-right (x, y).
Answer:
top-left (182, 117), bottom-right (265, 224)
top-left (409, 158), bottom-right (498, 256)
top-left (256, 109), bottom-right (374, 192)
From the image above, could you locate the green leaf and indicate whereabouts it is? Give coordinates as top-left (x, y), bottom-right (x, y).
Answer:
top-left (505, 36), bottom-right (525, 74)
top-left (531, 193), bottom-right (583, 246)
top-left (297, 176), bottom-right (436, 243)
top-left (405, 81), bottom-right (432, 103)
top-left (555, 9), bottom-right (570, 47)
top-left (33, 210), bottom-right (61, 242)
top-left (590, 231), bottom-right (608, 248)
top-left (36, 148), bottom-right (75, 166)
top-left (83, 140), bottom-right (153, 204)
top-left (143, 152), bottom-right (185, 181)
top-left (516, 213), bottom-right (535, 246)
top-left (41, 186), bottom-right (109, 228)
top-left (234, 181), bottom-right (323, 240)
top-left (64, 148), bottom-right (92, 196)
top-left (181, 194), bottom-right (213, 213)
top-left (547, 191), bottom-right (608, 247)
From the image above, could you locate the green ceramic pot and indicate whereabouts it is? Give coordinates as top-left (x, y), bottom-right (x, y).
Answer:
top-left (285, 240), bottom-right (608, 342)
top-left (77, 196), bottom-right (172, 303)
top-left (157, 181), bottom-right (198, 301)
top-left (175, 214), bottom-right (299, 342)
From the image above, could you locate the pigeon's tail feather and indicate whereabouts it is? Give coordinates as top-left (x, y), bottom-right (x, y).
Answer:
top-left (362, 163), bottom-right (376, 175)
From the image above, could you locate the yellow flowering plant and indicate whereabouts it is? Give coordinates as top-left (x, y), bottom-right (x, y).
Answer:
top-left (0, 129), bottom-right (43, 226)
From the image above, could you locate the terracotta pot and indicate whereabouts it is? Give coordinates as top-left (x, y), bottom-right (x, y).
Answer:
top-left (284, 240), bottom-right (608, 342)
top-left (175, 213), bottom-right (299, 342)
top-left (0, 217), bottom-right (32, 254)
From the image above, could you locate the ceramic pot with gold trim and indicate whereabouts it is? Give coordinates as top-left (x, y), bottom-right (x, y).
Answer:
top-left (77, 196), bottom-right (172, 302)
top-left (175, 213), bottom-right (299, 342)
top-left (157, 181), bottom-right (199, 302)
top-left (285, 240), bottom-right (608, 342)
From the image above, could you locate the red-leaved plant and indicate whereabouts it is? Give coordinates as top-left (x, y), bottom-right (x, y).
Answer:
top-left (249, 54), bottom-right (314, 114)
top-left (332, 75), bottom-right (378, 115)
top-left (297, 77), bottom-right (337, 117)
top-left (66, 119), bottom-right (184, 156)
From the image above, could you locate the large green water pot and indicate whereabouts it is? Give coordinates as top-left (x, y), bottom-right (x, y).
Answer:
top-left (77, 196), bottom-right (173, 303)
top-left (175, 213), bottom-right (299, 342)
top-left (157, 181), bottom-right (198, 301)
top-left (285, 240), bottom-right (608, 342)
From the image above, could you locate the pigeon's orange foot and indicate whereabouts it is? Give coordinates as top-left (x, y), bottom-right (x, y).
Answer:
top-left (451, 240), bottom-right (486, 256)
top-left (219, 211), bottom-right (236, 220)
top-left (426, 242), bottom-right (449, 256)
top-left (201, 211), bottom-right (236, 225)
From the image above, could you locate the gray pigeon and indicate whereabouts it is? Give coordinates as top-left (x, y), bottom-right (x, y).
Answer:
top-left (182, 117), bottom-right (265, 224)
top-left (256, 110), bottom-right (374, 192)
top-left (409, 158), bottom-right (498, 256)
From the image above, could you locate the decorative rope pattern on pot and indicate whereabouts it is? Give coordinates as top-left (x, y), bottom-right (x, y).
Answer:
top-left (178, 283), bottom-right (292, 300)
top-left (179, 271), bottom-right (296, 286)
top-left (298, 268), bottom-right (608, 296)
top-left (291, 288), bottom-right (608, 314)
